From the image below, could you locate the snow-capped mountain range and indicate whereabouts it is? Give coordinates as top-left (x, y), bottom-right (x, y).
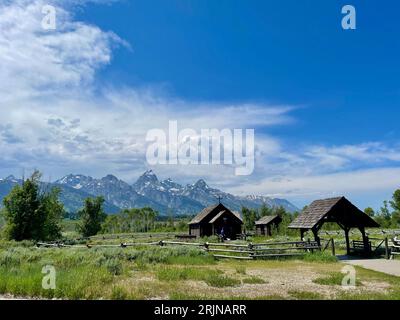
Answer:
top-left (0, 171), bottom-right (299, 215)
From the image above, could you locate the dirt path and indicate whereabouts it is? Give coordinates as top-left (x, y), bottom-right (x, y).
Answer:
top-left (0, 294), bottom-right (25, 300)
top-left (340, 256), bottom-right (400, 277)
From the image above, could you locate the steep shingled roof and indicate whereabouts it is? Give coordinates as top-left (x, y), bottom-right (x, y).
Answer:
top-left (209, 210), bottom-right (243, 224)
top-left (255, 215), bottom-right (281, 225)
top-left (188, 203), bottom-right (242, 225)
top-left (288, 196), bottom-right (379, 229)
top-left (188, 204), bottom-right (220, 224)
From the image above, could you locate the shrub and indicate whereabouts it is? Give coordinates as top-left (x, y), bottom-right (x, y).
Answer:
top-left (242, 276), bottom-right (266, 284)
top-left (103, 259), bottom-right (123, 275)
top-left (111, 286), bottom-right (128, 300)
top-left (303, 252), bottom-right (338, 263)
top-left (156, 267), bottom-right (220, 281)
top-left (134, 246), bottom-right (213, 265)
top-left (204, 274), bottom-right (241, 287)
top-left (313, 272), bottom-right (361, 286)
top-left (235, 266), bottom-right (246, 274)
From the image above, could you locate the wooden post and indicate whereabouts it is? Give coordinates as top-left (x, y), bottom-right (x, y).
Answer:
top-left (359, 227), bottom-right (369, 256)
top-left (307, 237), bottom-right (313, 253)
top-left (344, 228), bottom-right (350, 255)
top-left (385, 237), bottom-right (389, 260)
top-left (331, 238), bottom-right (335, 256)
top-left (312, 228), bottom-right (321, 247)
top-left (300, 229), bottom-right (305, 241)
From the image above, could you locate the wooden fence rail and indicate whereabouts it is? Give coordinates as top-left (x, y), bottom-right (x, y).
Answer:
top-left (36, 239), bottom-right (336, 260)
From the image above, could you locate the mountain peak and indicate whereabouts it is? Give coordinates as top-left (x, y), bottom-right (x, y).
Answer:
top-left (143, 169), bottom-right (156, 176)
top-left (161, 178), bottom-right (183, 191)
top-left (5, 175), bottom-right (17, 181)
top-left (133, 170), bottom-right (160, 192)
top-left (9, 171), bottom-right (298, 215)
top-left (57, 174), bottom-right (87, 183)
top-left (56, 174), bottom-right (93, 189)
top-left (194, 179), bottom-right (208, 189)
top-left (102, 174), bottom-right (119, 182)
top-left (140, 170), bottom-right (158, 181)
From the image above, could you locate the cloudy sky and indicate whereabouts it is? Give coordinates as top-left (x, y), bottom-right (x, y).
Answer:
top-left (1, 0), bottom-right (400, 210)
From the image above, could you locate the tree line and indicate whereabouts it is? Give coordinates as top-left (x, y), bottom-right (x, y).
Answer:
top-left (0, 171), bottom-right (109, 240)
top-left (1, 171), bottom-right (399, 242)
top-left (0, 171), bottom-right (171, 241)
top-left (241, 205), bottom-right (297, 235)
top-left (364, 189), bottom-right (400, 229)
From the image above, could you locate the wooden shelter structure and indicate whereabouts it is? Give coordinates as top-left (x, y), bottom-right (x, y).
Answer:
top-left (288, 196), bottom-right (379, 255)
top-left (188, 203), bottom-right (243, 239)
top-left (255, 215), bottom-right (282, 236)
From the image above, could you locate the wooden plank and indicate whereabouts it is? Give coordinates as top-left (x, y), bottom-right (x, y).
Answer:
top-left (207, 243), bottom-right (249, 248)
top-left (253, 246), bottom-right (320, 252)
top-left (162, 241), bottom-right (202, 246)
top-left (123, 242), bottom-right (159, 246)
top-left (252, 253), bottom-right (305, 258)
top-left (253, 241), bottom-right (317, 246)
top-left (213, 254), bottom-right (253, 260)
top-left (206, 248), bottom-right (253, 254)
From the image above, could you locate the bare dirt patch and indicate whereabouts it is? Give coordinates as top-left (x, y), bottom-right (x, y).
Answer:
top-left (154, 262), bottom-right (393, 299)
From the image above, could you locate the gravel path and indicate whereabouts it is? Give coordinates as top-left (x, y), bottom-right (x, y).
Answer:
top-left (340, 256), bottom-right (400, 277)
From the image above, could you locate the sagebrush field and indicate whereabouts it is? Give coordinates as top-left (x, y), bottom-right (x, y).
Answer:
top-left (1, 232), bottom-right (400, 300)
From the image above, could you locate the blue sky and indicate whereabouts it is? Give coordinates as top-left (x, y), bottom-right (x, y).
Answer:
top-left (77, 0), bottom-right (400, 150)
top-left (0, 0), bottom-right (399, 210)
top-left (79, 0), bottom-right (400, 145)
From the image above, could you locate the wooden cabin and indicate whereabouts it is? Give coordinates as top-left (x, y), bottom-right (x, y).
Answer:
top-left (288, 196), bottom-right (379, 255)
top-left (255, 215), bottom-right (282, 236)
top-left (188, 203), bottom-right (243, 239)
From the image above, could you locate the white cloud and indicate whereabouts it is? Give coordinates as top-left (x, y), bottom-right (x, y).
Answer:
top-left (0, 0), bottom-right (296, 182)
top-left (0, 0), bottom-right (124, 98)
top-left (225, 167), bottom-right (400, 210)
top-left (227, 167), bottom-right (400, 196)
top-left (305, 143), bottom-right (400, 169)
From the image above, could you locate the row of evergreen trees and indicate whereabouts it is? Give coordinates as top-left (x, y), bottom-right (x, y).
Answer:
top-left (101, 207), bottom-right (159, 234)
top-left (241, 205), bottom-right (296, 233)
top-left (101, 210), bottom-right (188, 234)
top-left (1, 170), bottom-right (399, 242)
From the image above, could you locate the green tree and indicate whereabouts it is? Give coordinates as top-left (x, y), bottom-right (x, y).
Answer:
top-left (273, 206), bottom-right (287, 218)
top-left (0, 208), bottom-right (6, 233)
top-left (101, 214), bottom-right (120, 234)
top-left (78, 197), bottom-right (106, 237)
top-left (390, 189), bottom-right (400, 227)
top-left (39, 187), bottom-right (64, 240)
top-left (101, 207), bottom-right (159, 234)
top-left (141, 207), bottom-right (158, 232)
top-left (259, 204), bottom-right (273, 217)
top-left (364, 207), bottom-right (375, 217)
top-left (272, 206), bottom-right (294, 235)
top-left (3, 171), bottom-right (63, 241)
top-left (241, 207), bottom-right (258, 231)
top-left (167, 209), bottom-right (175, 231)
top-left (375, 200), bottom-right (392, 228)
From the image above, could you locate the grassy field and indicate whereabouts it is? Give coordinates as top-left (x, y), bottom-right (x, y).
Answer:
top-left (0, 232), bottom-right (399, 300)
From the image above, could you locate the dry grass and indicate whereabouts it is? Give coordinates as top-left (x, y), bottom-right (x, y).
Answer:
top-left (0, 238), bottom-right (399, 300)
